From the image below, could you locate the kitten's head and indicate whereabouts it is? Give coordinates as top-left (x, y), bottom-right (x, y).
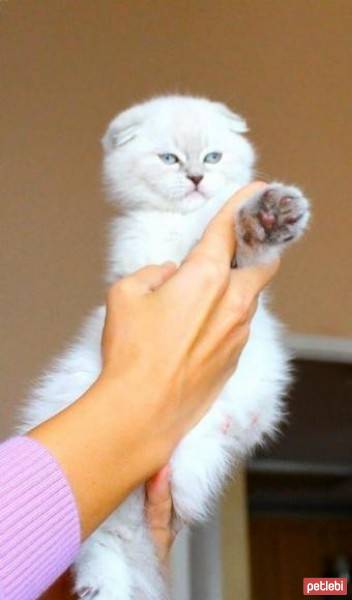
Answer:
top-left (102, 95), bottom-right (255, 213)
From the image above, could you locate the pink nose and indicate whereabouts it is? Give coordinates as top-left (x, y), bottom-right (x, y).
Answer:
top-left (187, 175), bottom-right (203, 186)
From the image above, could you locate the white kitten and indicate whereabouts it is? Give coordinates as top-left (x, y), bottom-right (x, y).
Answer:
top-left (17, 95), bottom-right (310, 600)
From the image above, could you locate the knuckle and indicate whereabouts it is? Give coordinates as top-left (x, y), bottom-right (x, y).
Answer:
top-left (231, 294), bottom-right (252, 323)
top-left (222, 297), bottom-right (252, 335)
top-left (114, 277), bottom-right (133, 295)
top-left (240, 323), bottom-right (251, 345)
top-left (229, 324), bottom-right (250, 362)
top-left (106, 278), bottom-right (135, 307)
top-left (200, 259), bottom-right (229, 289)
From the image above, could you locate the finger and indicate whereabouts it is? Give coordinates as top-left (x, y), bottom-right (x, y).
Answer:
top-left (189, 261), bottom-right (279, 382)
top-left (124, 262), bottom-right (177, 294)
top-left (187, 259), bottom-right (278, 378)
top-left (155, 184), bottom-right (268, 330)
top-left (229, 258), bottom-right (280, 302)
top-left (213, 260), bottom-right (279, 333)
top-left (188, 289), bottom-right (257, 379)
top-left (146, 465), bottom-right (171, 507)
top-left (188, 181), bottom-right (267, 266)
top-left (145, 465), bottom-right (173, 531)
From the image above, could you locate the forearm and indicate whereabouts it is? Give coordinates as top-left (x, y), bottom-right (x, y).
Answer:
top-left (28, 373), bottom-right (169, 540)
top-left (0, 374), bottom-right (166, 600)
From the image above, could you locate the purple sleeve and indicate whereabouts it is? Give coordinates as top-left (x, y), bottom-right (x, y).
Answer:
top-left (0, 436), bottom-right (81, 600)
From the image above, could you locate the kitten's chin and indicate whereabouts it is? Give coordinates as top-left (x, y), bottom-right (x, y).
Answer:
top-left (175, 193), bottom-right (210, 214)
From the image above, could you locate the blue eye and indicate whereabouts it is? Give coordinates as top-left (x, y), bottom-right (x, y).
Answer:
top-left (204, 152), bottom-right (222, 164)
top-left (159, 153), bottom-right (179, 165)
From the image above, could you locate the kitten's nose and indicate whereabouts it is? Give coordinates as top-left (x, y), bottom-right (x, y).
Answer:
top-left (187, 175), bottom-right (203, 186)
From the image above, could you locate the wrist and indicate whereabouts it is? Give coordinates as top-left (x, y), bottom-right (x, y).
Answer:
top-left (95, 370), bottom-right (175, 475)
top-left (28, 372), bottom-right (172, 539)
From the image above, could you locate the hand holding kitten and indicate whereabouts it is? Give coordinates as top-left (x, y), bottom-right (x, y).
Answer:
top-left (100, 181), bottom-right (280, 465)
top-left (29, 182), bottom-right (278, 542)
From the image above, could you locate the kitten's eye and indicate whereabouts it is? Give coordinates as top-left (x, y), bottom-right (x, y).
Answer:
top-left (204, 152), bottom-right (222, 164)
top-left (158, 153), bottom-right (179, 165)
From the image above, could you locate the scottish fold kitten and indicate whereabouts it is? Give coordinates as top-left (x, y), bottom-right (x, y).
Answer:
top-left (18, 95), bottom-right (310, 600)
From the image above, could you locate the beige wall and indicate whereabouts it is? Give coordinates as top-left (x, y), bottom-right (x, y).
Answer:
top-left (1, 0), bottom-right (351, 435)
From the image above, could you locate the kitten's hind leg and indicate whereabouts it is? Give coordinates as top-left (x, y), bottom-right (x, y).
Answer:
top-left (73, 529), bottom-right (133, 600)
top-left (235, 182), bottom-right (310, 267)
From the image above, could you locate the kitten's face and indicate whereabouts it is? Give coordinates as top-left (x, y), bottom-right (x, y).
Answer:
top-left (103, 96), bottom-right (255, 213)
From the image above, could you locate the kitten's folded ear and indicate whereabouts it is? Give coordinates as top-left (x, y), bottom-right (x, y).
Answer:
top-left (102, 106), bottom-right (142, 152)
top-left (214, 102), bottom-right (249, 134)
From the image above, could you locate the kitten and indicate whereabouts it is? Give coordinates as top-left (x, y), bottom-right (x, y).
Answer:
top-left (17, 95), bottom-right (310, 600)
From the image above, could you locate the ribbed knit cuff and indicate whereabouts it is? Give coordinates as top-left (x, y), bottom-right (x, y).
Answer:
top-left (0, 436), bottom-right (81, 600)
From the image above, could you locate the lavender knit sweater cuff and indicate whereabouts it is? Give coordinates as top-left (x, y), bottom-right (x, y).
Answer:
top-left (0, 436), bottom-right (81, 600)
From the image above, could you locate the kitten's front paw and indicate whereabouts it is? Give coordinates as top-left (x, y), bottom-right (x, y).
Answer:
top-left (237, 183), bottom-right (310, 258)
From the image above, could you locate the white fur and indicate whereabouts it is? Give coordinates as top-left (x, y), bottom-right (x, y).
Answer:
top-left (17, 96), bottom-right (309, 600)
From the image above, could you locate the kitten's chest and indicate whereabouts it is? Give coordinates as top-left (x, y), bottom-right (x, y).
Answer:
top-left (139, 212), bottom-right (205, 263)
top-left (108, 210), bottom-right (209, 278)
top-left (158, 219), bottom-right (200, 261)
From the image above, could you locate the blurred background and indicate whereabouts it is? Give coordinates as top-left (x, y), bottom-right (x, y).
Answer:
top-left (1, 2), bottom-right (351, 599)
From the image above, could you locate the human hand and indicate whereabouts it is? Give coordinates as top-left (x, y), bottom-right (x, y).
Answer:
top-left (100, 181), bottom-right (279, 472)
top-left (30, 182), bottom-right (279, 540)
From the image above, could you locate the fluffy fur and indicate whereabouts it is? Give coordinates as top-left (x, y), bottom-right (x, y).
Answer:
top-left (17, 95), bottom-right (310, 599)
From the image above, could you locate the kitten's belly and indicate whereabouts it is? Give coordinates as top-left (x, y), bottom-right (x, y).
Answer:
top-left (110, 217), bottom-right (203, 279)
top-left (170, 302), bottom-right (289, 520)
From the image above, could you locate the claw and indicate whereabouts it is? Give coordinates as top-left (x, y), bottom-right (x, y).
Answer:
top-left (77, 588), bottom-right (99, 599)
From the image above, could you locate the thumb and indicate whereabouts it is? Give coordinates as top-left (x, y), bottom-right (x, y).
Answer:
top-left (189, 181), bottom-right (267, 266)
